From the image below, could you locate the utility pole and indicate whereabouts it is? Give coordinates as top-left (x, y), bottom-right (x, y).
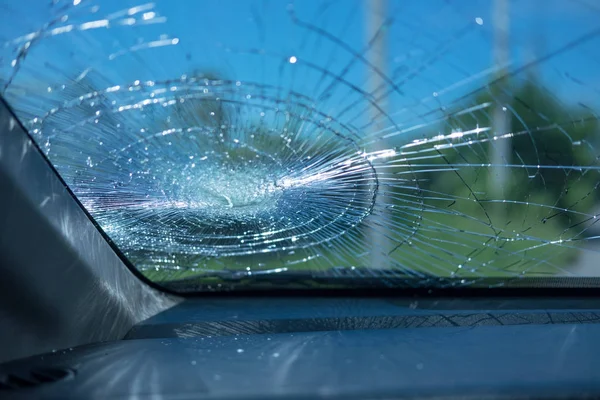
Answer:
top-left (365, 0), bottom-right (392, 269)
top-left (490, 0), bottom-right (511, 211)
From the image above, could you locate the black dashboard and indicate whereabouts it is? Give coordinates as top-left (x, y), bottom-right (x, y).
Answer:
top-left (2, 296), bottom-right (600, 399)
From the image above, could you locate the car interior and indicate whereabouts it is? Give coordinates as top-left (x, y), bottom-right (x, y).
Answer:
top-left (2, 1), bottom-right (600, 399)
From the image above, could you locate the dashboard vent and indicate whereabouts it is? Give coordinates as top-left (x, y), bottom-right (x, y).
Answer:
top-left (0, 367), bottom-right (74, 390)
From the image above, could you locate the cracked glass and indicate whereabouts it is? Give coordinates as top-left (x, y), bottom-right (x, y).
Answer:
top-left (1, 0), bottom-right (600, 292)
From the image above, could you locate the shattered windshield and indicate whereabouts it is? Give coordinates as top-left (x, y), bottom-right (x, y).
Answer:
top-left (2, 0), bottom-right (600, 292)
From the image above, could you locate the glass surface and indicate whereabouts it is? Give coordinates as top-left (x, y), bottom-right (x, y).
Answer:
top-left (1, 0), bottom-right (600, 291)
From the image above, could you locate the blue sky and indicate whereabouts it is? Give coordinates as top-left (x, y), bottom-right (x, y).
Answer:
top-left (1, 0), bottom-right (600, 131)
